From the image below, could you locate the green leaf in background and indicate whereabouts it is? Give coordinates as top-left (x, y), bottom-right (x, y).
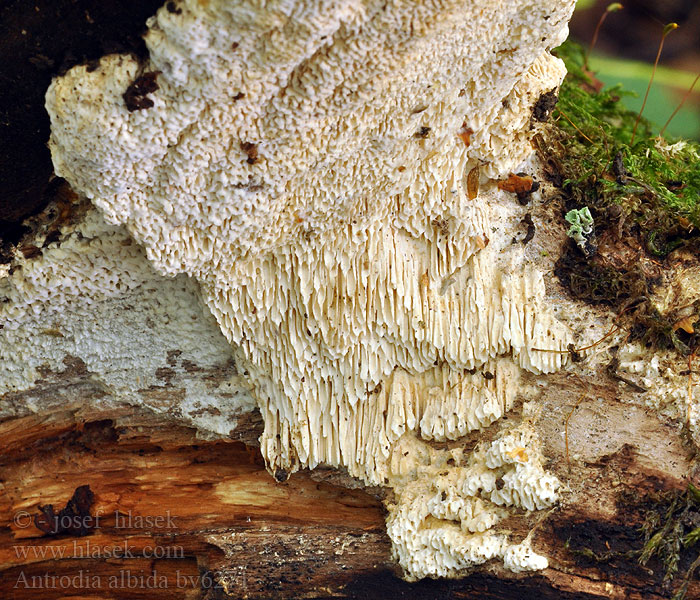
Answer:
top-left (571, 1), bottom-right (700, 140)
top-left (588, 55), bottom-right (700, 140)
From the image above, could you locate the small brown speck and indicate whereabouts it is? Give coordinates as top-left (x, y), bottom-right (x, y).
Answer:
top-left (123, 71), bottom-right (160, 112)
top-left (475, 234), bottom-right (489, 249)
top-left (466, 164), bottom-right (480, 200)
top-left (414, 126), bottom-right (431, 139)
top-left (432, 216), bottom-right (450, 236)
top-left (35, 485), bottom-right (95, 537)
top-left (457, 123), bottom-right (473, 147)
top-left (240, 141), bottom-right (259, 164)
top-left (569, 343), bottom-right (583, 363)
top-left (613, 151), bottom-right (628, 185)
top-left (532, 89), bottom-right (558, 122)
top-left (521, 213), bottom-right (535, 246)
top-left (20, 245), bottom-right (42, 259)
top-left (86, 59), bottom-right (100, 73)
top-left (155, 366), bottom-right (176, 381)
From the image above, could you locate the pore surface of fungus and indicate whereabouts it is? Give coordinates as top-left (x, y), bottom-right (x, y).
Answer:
top-left (0, 197), bottom-right (254, 429)
top-left (46, 0), bottom-right (577, 579)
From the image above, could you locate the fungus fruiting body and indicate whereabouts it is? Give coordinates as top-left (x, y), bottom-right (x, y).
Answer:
top-left (0, 200), bottom-right (255, 432)
top-left (45, 0), bottom-right (578, 579)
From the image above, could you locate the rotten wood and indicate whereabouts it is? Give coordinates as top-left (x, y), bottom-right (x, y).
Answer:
top-left (1, 3), bottom-right (699, 597)
top-left (1, 383), bottom-right (698, 599)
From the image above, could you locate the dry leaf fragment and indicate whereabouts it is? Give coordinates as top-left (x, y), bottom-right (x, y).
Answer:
top-left (497, 172), bottom-right (534, 194)
top-left (240, 141), bottom-right (260, 164)
top-left (457, 123), bottom-right (474, 146)
top-left (466, 164), bottom-right (480, 200)
top-left (475, 234), bottom-right (489, 249)
top-left (673, 315), bottom-right (697, 334)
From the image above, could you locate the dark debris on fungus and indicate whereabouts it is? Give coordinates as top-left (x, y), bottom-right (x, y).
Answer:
top-left (123, 70), bottom-right (160, 112)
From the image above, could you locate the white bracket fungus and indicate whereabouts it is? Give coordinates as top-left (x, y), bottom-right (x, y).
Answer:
top-left (0, 201), bottom-right (255, 431)
top-left (45, 0), bottom-right (576, 580)
top-left (387, 419), bottom-right (560, 580)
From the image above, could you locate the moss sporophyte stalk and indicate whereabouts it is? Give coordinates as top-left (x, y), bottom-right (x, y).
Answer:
top-left (546, 40), bottom-right (700, 356)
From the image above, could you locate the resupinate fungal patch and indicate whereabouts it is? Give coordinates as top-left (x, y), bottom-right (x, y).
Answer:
top-left (45, 0), bottom-right (577, 579)
top-left (0, 201), bottom-right (255, 432)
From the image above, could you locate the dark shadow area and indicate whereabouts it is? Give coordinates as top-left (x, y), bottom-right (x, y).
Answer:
top-left (0, 0), bottom-right (163, 238)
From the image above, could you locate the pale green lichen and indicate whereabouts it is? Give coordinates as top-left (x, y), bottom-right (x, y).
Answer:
top-left (565, 206), bottom-right (594, 248)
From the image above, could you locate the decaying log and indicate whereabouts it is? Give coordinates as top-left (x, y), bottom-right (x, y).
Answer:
top-left (1, 375), bottom-right (699, 599)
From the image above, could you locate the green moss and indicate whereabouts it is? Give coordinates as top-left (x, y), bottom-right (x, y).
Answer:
top-left (546, 41), bottom-right (700, 355)
top-left (564, 538), bottom-right (639, 563)
top-left (637, 483), bottom-right (700, 600)
top-left (553, 40), bottom-right (700, 249)
top-left (566, 483), bottom-right (700, 599)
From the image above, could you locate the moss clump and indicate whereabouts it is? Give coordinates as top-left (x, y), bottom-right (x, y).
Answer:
top-left (552, 41), bottom-right (700, 246)
top-left (637, 483), bottom-right (700, 600)
top-left (544, 40), bottom-right (700, 355)
top-left (567, 483), bottom-right (700, 599)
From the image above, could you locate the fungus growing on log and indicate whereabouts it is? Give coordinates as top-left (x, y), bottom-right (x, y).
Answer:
top-left (42, 0), bottom-right (580, 579)
top-left (0, 196), bottom-right (255, 432)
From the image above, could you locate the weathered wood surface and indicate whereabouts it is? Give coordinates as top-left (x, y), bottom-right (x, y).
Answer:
top-left (1, 404), bottom-right (388, 599)
top-left (1, 384), bottom-right (698, 600)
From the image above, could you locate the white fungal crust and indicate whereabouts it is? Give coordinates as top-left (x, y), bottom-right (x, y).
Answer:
top-left (46, 0), bottom-right (576, 580)
top-left (0, 205), bottom-right (254, 431)
top-left (386, 422), bottom-right (559, 580)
